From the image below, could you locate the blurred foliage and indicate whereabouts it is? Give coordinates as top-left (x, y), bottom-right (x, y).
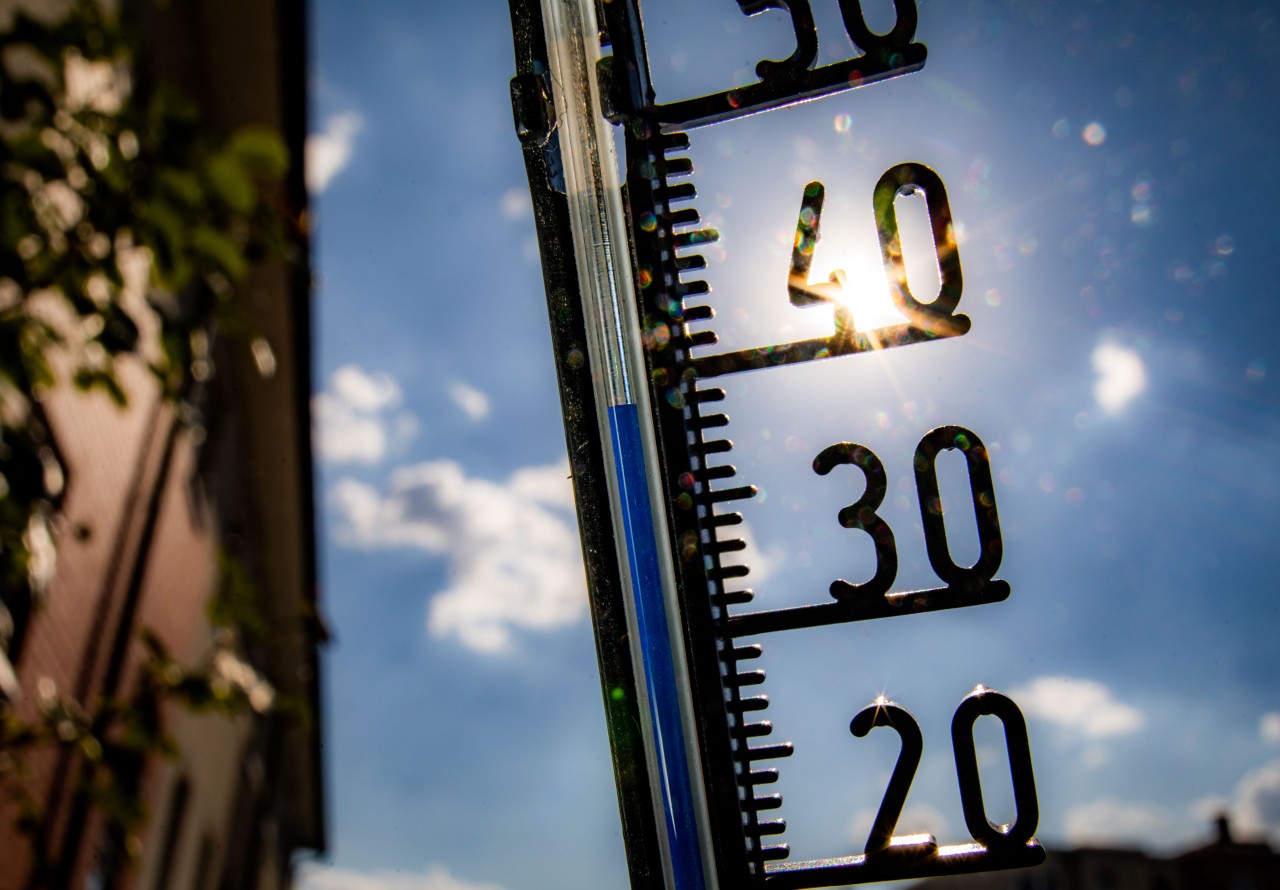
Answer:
top-left (0, 625), bottom-right (278, 877)
top-left (0, 0), bottom-right (297, 877)
top-left (0, 0), bottom-right (294, 639)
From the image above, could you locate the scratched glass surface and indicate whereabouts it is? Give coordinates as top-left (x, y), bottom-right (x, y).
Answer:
top-left (306, 2), bottom-right (1280, 887)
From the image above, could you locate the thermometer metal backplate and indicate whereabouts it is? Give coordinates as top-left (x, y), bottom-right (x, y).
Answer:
top-left (510, 1), bottom-right (1046, 886)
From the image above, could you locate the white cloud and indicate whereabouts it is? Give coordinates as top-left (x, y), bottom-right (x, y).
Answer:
top-left (499, 186), bottom-right (532, 221)
top-left (715, 516), bottom-right (779, 587)
top-left (448, 381), bottom-right (491, 422)
top-left (1234, 759), bottom-right (1280, 840)
top-left (1190, 794), bottom-right (1230, 826)
top-left (849, 802), bottom-right (952, 847)
top-left (312, 401), bottom-right (387, 463)
top-left (313, 365), bottom-right (411, 464)
top-left (330, 458), bottom-right (585, 653)
top-left (391, 412), bottom-right (420, 449)
top-left (300, 863), bottom-right (505, 890)
top-left (1092, 341), bottom-right (1147, 414)
top-left (1008, 676), bottom-right (1145, 740)
top-left (306, 111), bottom-right (364, 194)
top-left (1261, 712), bottom-right (1280, 745)
top-left (332, 364), bottom-right (400, 412)
top-left (1079, 744), bottom-right (1111, 770)
top-left (1063, 797), bottom-right (1181, 847)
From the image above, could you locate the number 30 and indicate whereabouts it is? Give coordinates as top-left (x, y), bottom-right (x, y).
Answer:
top-left (814, 425), bottom-right (1002, 600)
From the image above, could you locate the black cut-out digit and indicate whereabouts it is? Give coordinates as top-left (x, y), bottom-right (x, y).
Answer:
top-left (787, 182), bottom-right (856, 335)
top-left (850, 699), bottom-right (922, 854)
top-left (913, 426), bottom-right (1001, 591)
top-left (814, 443), bottom-right (897, 600)
top-left (951, 687), bottom-right (1039, 850)
top-left (788, 181), bottom-right (827, 307)
top-left (838, 0), bottom-right (919, 54)
top-left (873, 163), bottom-right (969, 337)
top-left (738, 0), bottom-right (818, 82)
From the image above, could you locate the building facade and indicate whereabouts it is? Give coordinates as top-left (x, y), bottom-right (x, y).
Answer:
top-left (911, 818), bottom-right (1280, 890)
top-left (0, 1), bottom-right (323, 887)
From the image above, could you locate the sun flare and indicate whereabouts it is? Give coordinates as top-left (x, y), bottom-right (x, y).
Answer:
top-left (781, 250), bottom-right (911, 342)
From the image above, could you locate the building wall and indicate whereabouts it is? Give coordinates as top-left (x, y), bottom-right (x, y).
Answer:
top-left (0, 0), bottom-right (320, 887)
top-left (910, 830), bottom-right (1280, 890)
top-left (0, 354), bottom-right (227, 888)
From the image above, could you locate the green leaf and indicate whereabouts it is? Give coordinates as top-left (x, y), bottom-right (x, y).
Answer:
top-left (191, 225), bottom-right (247, 280)
top-left (95, 303), bottom-right (139, 354)
top-left (204, 152), bottom-right (255, 213)
top-left (17, 320), bottom-right (59, 390)
top-left (57, 268), bottom-right (98, 317)
top-left (209, 550), bottom-right (266, 641)
top-left (138, 629), bottom-right (171, 662)
top-left (138, 201), bottom-right (190, 289)
top-left (158, 329), bottom-right (189, 378)
top-left (155, 167), bottom-right (204, 210)
top-left (73, 367), bottom-right (127, 407)
top-left (6, 130), bottom-right (63, 179)
top-left (0, 79), bottom-right (55, 125)
top-left (227, 126), bottom-right (288, 178)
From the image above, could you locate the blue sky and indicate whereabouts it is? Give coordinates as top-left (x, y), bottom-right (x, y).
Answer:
top-left (299, 2), bottom-right (1280, 888)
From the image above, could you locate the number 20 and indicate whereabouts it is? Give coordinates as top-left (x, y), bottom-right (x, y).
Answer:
top-left (851, 687), bottom-right (1038, 854)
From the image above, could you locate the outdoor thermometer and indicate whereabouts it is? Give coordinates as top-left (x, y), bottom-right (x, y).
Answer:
top-left (508, 1), bottom-right (1045, 886)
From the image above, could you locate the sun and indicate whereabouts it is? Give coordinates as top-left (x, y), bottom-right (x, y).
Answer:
top-left (784, 182), bottom-right (946, 339)
top-left (806, 250), bottom-right (910, 334)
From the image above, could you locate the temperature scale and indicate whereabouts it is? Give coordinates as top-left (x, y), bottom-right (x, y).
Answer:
top-left (508, 1), bottom-right (1045, 886)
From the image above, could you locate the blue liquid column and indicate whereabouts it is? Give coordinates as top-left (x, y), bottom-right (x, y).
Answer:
top-left (610, 404), bottom-right (705, 890)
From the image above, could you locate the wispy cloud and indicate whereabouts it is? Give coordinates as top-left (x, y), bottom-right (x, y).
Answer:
top-left (313, 365), bottom-right (414, 464)
top-left (306, 111), bottom-right (364, 194)
top-left (300, 863), bottom-right (505, 890)
top-left (711, 516), bottom-right (780, 587)
top-left (330, 458), bottom-right (585, 653)
top-left (448, 381), bottom-right (490, 422)
top-left (849, 802), bottom-right (951, 847)
top-left (1063, 797), bottom-right (1183, 847)
top-left (1008, 676), bottom-right (1145, 739)
top-left (1261, 713), bottom-right (1280, 745)
top-left (1092, 340), bottom-right (1147, 414)
top-left (1234, 759), bottom-right (1280, 840)
top-left (499, 186), bottom-right (532, 221)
